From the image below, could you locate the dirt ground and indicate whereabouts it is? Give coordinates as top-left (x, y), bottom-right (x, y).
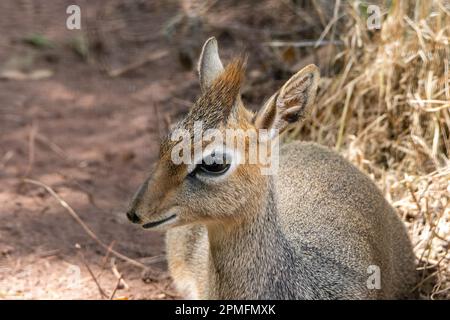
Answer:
top-left (0, 1), bottom-right (210, 300)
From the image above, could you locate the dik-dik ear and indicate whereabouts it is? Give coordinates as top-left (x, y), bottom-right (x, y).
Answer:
top-left (253, 64), bottom-right (320, 133)
top-left (198, 37), bottom-right (224, 92)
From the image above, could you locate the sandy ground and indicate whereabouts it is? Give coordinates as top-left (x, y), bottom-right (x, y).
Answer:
top-left (0, 0), bottom-right (203, 299)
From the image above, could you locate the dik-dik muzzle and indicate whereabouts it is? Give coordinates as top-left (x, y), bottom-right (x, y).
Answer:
top-left (127, 179), bottom-right (179, 229)
top-left (126, 160), bottom-right (186, 230)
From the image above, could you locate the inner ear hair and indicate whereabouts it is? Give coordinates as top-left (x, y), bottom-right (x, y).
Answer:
top-left (278, 64), bottom-right (319, 124)
top-left (254, 64), bottom-right (319, 132)
top-left (253, 92), bottom-right (278, 130)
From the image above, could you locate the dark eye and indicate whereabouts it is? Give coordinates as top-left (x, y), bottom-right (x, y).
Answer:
top-left (198, 162), bottom-right (230, 175)
top-left (191, 152), bottom-right (231, 177)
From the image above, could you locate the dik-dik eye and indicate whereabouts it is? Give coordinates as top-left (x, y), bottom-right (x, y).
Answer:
top-left (198, 160), bottom-right (230, 175)
top-left (188, 149), bottom-right (238, 182)
top-left (192, 152), bottom-right (231, 176)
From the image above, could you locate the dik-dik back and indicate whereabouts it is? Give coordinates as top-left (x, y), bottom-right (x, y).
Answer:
top-left (276, 142), bottom-right (417, 298)
top-left (126, 37), bottom-right (417, 299)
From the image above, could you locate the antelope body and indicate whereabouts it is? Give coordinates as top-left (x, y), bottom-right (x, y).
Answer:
top-left (126, 38), bottom-right (417, 299)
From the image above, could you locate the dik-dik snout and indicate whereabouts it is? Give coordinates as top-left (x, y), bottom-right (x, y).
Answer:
top-left (126, 180), bottom-right (147, 224)
top-left (126, 165), bottom-right (182, 230)
top-left (126, 134), bottom-right (267, 231)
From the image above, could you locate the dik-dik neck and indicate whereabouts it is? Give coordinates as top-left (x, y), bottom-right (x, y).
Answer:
top-left (206, 178), bottom-right (300, 299)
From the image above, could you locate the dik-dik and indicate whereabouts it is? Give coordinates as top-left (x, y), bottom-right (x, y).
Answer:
top-left (126, 38), bottom-right (417, 299)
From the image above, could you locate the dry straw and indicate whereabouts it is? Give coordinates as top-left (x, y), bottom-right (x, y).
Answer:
top-left (289, 0), bottom-right (449, 299)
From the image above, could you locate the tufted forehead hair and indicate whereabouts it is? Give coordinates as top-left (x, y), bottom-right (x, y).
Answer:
top-left (160, 57), bottom-right (246, 157)
top-left (188, 57), bottom-right (245, 129)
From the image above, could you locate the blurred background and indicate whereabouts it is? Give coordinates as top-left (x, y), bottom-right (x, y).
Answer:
top-left (0, 0), bottom-right (448, 299)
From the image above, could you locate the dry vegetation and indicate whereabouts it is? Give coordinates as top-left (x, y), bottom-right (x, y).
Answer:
top-left (286, 1), bottom-right (449, 299)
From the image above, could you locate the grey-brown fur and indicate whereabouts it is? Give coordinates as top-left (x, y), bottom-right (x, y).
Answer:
top-left (172, 142), bottom-right (417, 299)
top-left (276, 142), bottom-right (417, 299)
top-left (166, 224), bottom-right (209, 299)
top-left (165, 141), bottom-right (417, 299)
top-left (126, 37), bottom-right (418, 300)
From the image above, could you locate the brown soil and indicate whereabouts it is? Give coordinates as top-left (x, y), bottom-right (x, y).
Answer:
top-left (0, 1), bottom-right (201, 300)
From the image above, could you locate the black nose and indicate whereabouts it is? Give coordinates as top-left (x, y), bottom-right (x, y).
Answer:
top-left (126, 210), bottom-right (141, 224)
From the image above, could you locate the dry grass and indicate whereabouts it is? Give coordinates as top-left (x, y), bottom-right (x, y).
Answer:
top-left (287, 0), bottom-right (449, 299)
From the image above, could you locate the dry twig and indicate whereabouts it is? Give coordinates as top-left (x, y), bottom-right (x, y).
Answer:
top-left (22, 179), bottom-right (151, 270)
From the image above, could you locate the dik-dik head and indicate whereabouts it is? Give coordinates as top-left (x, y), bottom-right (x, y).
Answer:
top-left (126, 37), bottom-right (319, 230)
